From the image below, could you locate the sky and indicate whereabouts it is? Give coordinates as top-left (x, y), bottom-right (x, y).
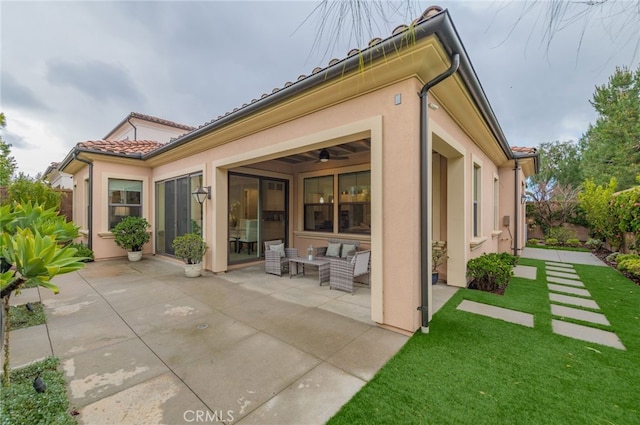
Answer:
top-left (1, 0), bottom-right (639, 177)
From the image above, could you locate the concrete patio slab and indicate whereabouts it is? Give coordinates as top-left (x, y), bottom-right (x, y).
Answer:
top-left (432, 284), bottom-right (459, 314)
top-left (1, 324), bottom-right (52, 369)
top-left (547, 284), bottom-right (591, 297)
top-left (239, 362), bottom-right (366, 425)
top-left (552, 319), bottom-right (625, 350)
top-left (546, 270), bottom-right (581, 280)
top-left (62, 338), bottom-right (170, 408)
top-left (98, 280), bottom-right (191, 313)
top-left (318, 298), bottom-right (374, 324)
top-left (221, 293), bottom-right (309, 331)
top-left (547, 276), bottom-right (585, 287)
top-left (43, 292), bottom-right (117, 327)
top-left (172, 332), bottom-right (322, 422)
top-left (326, 326), bottom-right (409, 381)
top-left (79, 372), bottom-right (211, 425)
top-left (551, 304), bottom-right (610, 326)
top-left (457, 300), bottom-right (534, 327)
top-left (549, 293), bottom-right (600, 309)
top-left (514, 265), bottom-right (537, 280)
top-left (9, 287), bottom-right (40, 306)
top-left (261, 308), bottom-right (371, 360)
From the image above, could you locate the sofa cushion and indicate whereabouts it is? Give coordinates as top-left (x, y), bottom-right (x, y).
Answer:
top-left (326, 242), bottom-right (342, 257)
top-left (269, 243), bottom-right (286, 257)
top-left (341, 243), bottom-right (357, 258)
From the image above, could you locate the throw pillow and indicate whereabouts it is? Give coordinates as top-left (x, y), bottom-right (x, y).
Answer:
top-left (326, 242), bottom-right (342, 257)
top-left (341, 243), bottom-right (357, 258)
top-left (269, 243), bottom-right (286, 257)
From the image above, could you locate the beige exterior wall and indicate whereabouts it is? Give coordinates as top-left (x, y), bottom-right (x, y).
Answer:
top-left (108, 118), bottom-right (188, 143)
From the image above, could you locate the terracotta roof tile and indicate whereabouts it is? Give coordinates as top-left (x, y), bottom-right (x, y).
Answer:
top-left (128, 112), bottom-right (195, 131)
top-left (77, 140), bottom-right (164, 156)
top-left (511, 146), bottom-right (537, 154)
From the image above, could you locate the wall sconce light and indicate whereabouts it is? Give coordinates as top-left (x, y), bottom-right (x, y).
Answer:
top-left (192, 186), bottom-right (211, 204)
top-left (428, 102), bottom-right (439, 110)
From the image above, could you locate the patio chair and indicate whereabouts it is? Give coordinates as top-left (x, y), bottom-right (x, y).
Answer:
top-left (264, 240), bottom-right (298, 276)
top-left (329, 250), bottom-right (371, 294)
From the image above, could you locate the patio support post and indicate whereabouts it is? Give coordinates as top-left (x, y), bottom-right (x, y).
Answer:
top-left (417, 53), bottom-right (459, 334)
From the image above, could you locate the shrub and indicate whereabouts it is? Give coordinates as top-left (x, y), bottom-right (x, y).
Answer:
top-left (68, 242), bottom-right (94, 262)
top-left (466, 253), bottom-right (517, 293)
top-left (617, 254), bottom-right (640, 272)
top-left (585, 238), bottom-right (604, 251)
top-left (548, 227), bottom-right (577, 244)
top-left (622, 260), bottom-right (640, 278)
top-left (528, 238), bottom-right (540, 245)
top-left (565, 238), bottom-right (581, 247)
top-left (112, 216), bottom-right (150, 251)
top-left (545, 238), bottom-right (559, 246)
top-left (172, 233), bottom-right (208, 264)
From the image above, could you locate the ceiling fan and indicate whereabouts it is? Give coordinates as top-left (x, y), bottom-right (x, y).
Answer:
top-left (318, 148), bottom-right (349, 162)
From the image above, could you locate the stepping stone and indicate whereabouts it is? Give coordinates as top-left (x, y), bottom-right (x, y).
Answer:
top-left (514, 265), bottom-right (537, 280)
top-left (547, 284), bottom-right (591, 297)
top-left (549, 293), bottom-right (599, 309)
top-left (547, 270), bottom-right (580, 280)
top-left (547, 276), bottom-right (585, 287)
top-left (546, 265), bottom-right (575, 273)
top-left (551, 304), bottom-right (610, 326)
top-left (457, 300), bottom-right (533, 327)
top-left (545, 262), bottom-right (573, 268)
top-left (552, 320), bottom-right (625, 350)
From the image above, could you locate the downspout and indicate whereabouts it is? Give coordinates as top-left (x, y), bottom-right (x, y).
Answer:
top-left (74, 153), bottom-right (93, 250)
top-left (513, 158), bottom-right (520, 256)
top-left (417, 53), bottom-right (460, 334)
top-left (127, 118), bottom-right (137, 141)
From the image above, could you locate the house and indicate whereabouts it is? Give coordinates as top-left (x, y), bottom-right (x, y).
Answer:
top-left (58, 7), bottom-right (538, 334)
top-left (43, 162), bottom-right (73, 189)
top-left (104, 112), bottom-right (195, 144)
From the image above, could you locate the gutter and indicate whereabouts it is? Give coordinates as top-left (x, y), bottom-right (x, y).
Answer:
top-left (73, 153), bottom-right (93, 250)
top-left (144, 9), bottom-right (512, 161)
top-left (416, 53), bottom-right (460, 334)
top-left (127, 117), bottom-right (138, 141)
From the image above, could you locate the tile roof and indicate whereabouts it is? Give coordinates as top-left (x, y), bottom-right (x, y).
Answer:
top-left (77, 140), bottom-right (164, 156)
top-left (511, 146), bottom-right (537, 154)
top-left (177, 5), bottom-right (445, 141)
top-left (128, 112), bottom-right (195, 131)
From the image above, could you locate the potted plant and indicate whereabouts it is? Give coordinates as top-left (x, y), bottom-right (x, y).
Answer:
top-left (172, 233), bottom-right (209, 277)
top-left (432, 241), bottom-right (448, 284)
top-left (112, 216), bottom-right (151, 262)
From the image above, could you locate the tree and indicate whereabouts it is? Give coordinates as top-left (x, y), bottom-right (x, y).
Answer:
top-left (580, 66), bottom-right (640, 191)
top-left (0, 113), bottom-right (17, 186)
top-left (530, 140), bottom-right (583, 189)
top-left (3, 174), bottom-right (62, 210)
top-left (578, 177), bottom-right (620, 246)
top-left (1, 203), bottom-right (86, 386)
top-left (528, 181), bottom-right (581, 235)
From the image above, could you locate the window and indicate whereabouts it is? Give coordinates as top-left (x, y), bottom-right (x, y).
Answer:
top-left (338, 171), bottom-right (371, 234)
top-left (108, 179), bottom-right (142, 230)
top-left (304, 176), bottom-right (334, 231)
top-left (493, 176), bottom-right (499, 231)
top-left (472, 164), bottom-right (481, 237)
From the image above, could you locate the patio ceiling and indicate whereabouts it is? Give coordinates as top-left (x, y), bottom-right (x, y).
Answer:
top-left (273, 139), bottom-right (371, 164)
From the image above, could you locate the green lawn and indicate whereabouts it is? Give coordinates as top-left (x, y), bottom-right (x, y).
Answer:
top-left (329, 258), bottom-right (640, 424)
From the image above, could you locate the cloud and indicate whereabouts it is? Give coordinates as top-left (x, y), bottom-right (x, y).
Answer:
top-left (1, 127), bottom-right (31, 149)
top-left (1, 72), bottom-right (49, 111)
top-left (46, 59), bottom-right (144, 104)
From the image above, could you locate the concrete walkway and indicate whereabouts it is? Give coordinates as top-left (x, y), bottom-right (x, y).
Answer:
top-left (5, 257), bottom-right (457, 424)
top-left (456, 248), bottom-right (625, 350)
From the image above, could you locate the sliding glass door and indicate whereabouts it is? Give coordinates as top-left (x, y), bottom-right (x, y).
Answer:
top-left (229, 173), bottom-right (287, 264)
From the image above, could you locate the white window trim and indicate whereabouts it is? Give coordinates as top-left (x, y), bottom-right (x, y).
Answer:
top-left (100, 172), bottom-right (149, 235)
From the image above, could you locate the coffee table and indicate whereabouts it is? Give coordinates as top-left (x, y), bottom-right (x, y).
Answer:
top-left (289, 257), bottom-right (330, 285)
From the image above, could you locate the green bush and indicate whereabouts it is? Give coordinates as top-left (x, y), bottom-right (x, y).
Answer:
top-left (466, 253), bottom-right (517, 293)
top-left (172, 233), bottom-right (208, 264)
top-left (618, 258), bottom-right (640, 278)
top-left (548, 227), bottom-right (577, 244)
top-left (585, 238), bottom-right (604, 250)
top-left (545, 238), bottom-right (559, 246)
top-left (68, 242), bottom-right (94, 262)
top-left (112, 216), bottom-right (150, 251)
top-left (528, 238), bottom-right (540, 245)
top-left (605, 252), bottom-right (619, 263)
top-left (565, 238), bottom-right (581, 247)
